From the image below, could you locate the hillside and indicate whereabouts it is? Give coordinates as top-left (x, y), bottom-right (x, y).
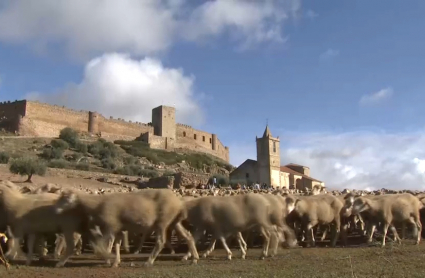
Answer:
top-left (0, 127), bottom-right (234, 189)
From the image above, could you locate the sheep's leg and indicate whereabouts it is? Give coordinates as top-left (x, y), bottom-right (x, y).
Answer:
top-left (55, 232), bottom-right (76, 268)
top-left (236, 232), bottom-right (247, 259)
top-left (259, 226), bottom-right (271, 260)
top-left (173, 222), bottom-right (199, 264)
top-left (182, 228), bottom-right (204, 261)
top-left (74, 233), bottom-right (83, 255)
top-left (25, 234), bottom-right (36, 266)
top-left (121, 231), bottom-right (129, 254)
top-left (331, 221), bottom-right (340, 247)
top-left (387, 225), bottom-right (401, 244)
top-left (54, 234), bottom-right (65, 259)
top-left (133, 230), bottom-right (152, 254)
top-left (112, 233), bottom-right (123, 268)
top-left (165, 228), bottom-right (175, 254)
top-left (145, 226), bottom-right (167, 267)
top-left (306, 221), bottom-right (318, 247)
top-left (202, 237), bottom-right (216, 258)
top-left (410, 215), bottom-right (422, 245)
top-left (367, 224), bottom-right (376, 243)
top-left (381, 223), bottom-right (390, 247)
top-left (320, 226), bottom-right (328, 241)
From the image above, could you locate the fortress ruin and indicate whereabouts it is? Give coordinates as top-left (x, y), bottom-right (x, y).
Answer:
top-left (0, 100), bottom-right (229, 162)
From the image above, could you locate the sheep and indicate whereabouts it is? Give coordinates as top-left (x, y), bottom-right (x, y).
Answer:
top-left (0, 183), bottom-right (86, 267)
top-left (181, 193), bottom-right (283, 261)
top-left (349, 193), bottom-right (423, 246)
top-left (342, 193), bottom-right (403, 244)
top-left (54, 188), bottom-right (199, 267)
top-left (284, 194), bottom-right (346, 247)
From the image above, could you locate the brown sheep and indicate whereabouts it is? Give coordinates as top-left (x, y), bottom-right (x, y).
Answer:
top-left (350, 193), bottom-right (423, 246)
top-left (54, 188), bottom-right (199, 267)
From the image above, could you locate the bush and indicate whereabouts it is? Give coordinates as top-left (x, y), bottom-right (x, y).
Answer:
top-left (9, 157), bottom-right (47, 182)
top-left (76, 162), bottom-right (90, 171)
top-left (101, 157), bottom-right (117, 170)
top-left (88, 139), bottom-right (119, 159)
top-left (162, 170), bottom-right (175, 177)
top-left (75, 141), bottom-right (88, 154)
top-left (123, 156), bottom-right (137, 165)
top-left (0, 152), bottom-right (9, 164)
top-left (59, 127), bottom-right (80, 147)
top-left (140, 169), bottom-right (159, 178)
top-left (48, 159), bottom-right (69, 169)
top-left (41, 147), bottom-right (64, 160)
top-left (50, 139), bottom-right (69, 150)
top-left (114, 165), bottom-right (142, 176)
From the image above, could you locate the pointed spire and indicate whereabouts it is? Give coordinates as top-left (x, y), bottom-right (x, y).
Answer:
top-left (263, 125), bottom-right (271, 137)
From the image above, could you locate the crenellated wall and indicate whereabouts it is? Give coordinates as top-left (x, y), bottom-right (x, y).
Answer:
top-left (0, 99), bottom-right (229, 162)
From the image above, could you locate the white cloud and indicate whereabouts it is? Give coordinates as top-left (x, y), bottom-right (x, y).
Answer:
top-left (0, 0), bottom-right (301, 59)
top-left (359, 87), bottom-right (394, 106)
top-left (319, 48), bottom-right (340, 61)
top-left (306, 9), bottom-right (318, 19)
top-left (25, 53), bottom-right (204, 126)
top-left (230, 130), bottom-right (425, 191)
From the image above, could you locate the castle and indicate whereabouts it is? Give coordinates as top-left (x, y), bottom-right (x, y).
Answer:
top-left (0, 100), bottom-right (229, 162)
top-left (229, 125), bottom-right (324, 189)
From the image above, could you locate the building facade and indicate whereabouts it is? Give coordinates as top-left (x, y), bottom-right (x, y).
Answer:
top-left (229, 125), bottom-right (324, 189)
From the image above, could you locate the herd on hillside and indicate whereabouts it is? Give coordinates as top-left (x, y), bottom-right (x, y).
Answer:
top-left (0, 180), bottom-right (424, 268)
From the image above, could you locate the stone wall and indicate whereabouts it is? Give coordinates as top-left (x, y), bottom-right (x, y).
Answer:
top-left (176, 123), bottom-right (229, 161)
top-left (0, 99), bottom-right (230, 162)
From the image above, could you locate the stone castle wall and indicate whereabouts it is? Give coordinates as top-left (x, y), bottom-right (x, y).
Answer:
top-left (0, 100), bottom-right (229, 162)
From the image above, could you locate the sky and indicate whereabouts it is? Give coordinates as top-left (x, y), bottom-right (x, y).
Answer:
top-left (0, 0), bottom-right (425, 191)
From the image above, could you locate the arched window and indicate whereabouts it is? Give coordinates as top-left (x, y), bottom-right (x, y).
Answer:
top-left (194, 134), bottom-right (197, 140)
top-left (183, 131), bottom-right (186, 137)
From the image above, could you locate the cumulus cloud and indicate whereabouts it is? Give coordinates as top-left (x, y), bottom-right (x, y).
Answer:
top-left (25, 53), bottom-right (204, 126)
top-left (319, 48), bottom-right (340, 61)
top-left (359, 87), bottom-right (394, 106)
top-left (0, 0), bottom-right (301, 59)
top-left (230, 130), bottom-right (425, 191)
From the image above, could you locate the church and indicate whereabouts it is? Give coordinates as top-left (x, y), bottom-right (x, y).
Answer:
top-left (229, 125), bottom-right (325, 190)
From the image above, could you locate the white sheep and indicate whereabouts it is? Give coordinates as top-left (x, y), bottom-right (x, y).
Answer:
top-left (0, 183), bottom-right (85, 267)
top-left (54, 188), bottom-right (199, 267)
top-left (350, 193), bottom-right (423, 246)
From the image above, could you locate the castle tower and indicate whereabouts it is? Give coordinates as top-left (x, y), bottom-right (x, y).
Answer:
top-left (88, 111), bottom-right (99, 134)
top-left (256, 125), bottom-right (281, 187)
top-left (151, 105), bottom-right (176, 140)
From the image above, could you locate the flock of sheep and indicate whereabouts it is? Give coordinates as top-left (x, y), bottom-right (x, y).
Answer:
top-left (0, 180), bottom-right (424, 269)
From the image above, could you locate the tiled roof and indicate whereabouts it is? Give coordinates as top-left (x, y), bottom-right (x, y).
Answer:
top-left (280, 166), bottom-right (322, 182)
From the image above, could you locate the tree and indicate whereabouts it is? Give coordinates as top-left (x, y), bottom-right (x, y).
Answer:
top-left (9, 157), bottom-right (47, 182)
top-left (59, 127), bottom-right (80, 147)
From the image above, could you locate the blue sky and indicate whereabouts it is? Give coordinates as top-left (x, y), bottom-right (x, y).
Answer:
top-left (1, 0), bottom-right (425, 190)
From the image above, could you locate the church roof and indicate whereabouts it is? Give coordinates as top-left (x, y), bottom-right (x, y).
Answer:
top-left (280, 166), bottom-right (322, 182)
top-left (263, 125), bottom-right (271, 137)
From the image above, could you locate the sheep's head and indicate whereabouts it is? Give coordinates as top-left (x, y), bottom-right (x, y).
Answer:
top-left (284, 195), bottom-right (298, 215)
top-left (351, 197), bottom-right (369, 214)
top-left (55, 190), bottom-right (78, 214)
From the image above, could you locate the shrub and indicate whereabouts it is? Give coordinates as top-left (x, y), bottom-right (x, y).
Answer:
top-left (41, 148), bottom-right (64, 160)
top-left (101, 157), bottom-right (117, 170)
top-left (114, 165), bottom-right (141, 176)
top-left (88, 139), bottom-right (118, 159)
top-left (70, 152), bottom-right (83, 162)
top-left (48, 159), bottom-right (69, 169)
top-left (123, 156), bottom-right (137, 165)
top-left (9, 157), bottom-right (47, 182)
top-left (75, 141), bottom-right (88, 154)
top-left (50, 139), bottom-right (69, 150)
top-left (0, 152), bottom-right (9, 164)
top-left (162, 170), bottom-right (175, 177)
top-left (140, 169), bottom-right (159, 178)
top-left (76, 162), bottom-right (90, 171)
top-left (59, 127), bottom-right (80, 147)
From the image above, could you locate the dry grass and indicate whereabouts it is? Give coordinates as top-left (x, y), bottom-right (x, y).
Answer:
top-left (1, 241), bottom-right (425, 278)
